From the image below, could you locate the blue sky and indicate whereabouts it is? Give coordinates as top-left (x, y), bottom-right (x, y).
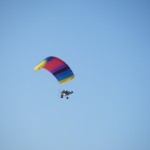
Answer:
top-left (0, 0), bottom-right (150, 150)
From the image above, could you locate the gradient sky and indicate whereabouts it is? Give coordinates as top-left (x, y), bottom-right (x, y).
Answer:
top-left (0, 0), bottom-right (150, 150)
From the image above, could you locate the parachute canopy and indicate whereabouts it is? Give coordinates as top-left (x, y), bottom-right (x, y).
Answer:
top-left (34, 56), bottom-right (75, 84)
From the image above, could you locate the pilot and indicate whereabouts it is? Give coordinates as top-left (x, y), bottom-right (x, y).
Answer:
top-left (60, 90), bottom-right (73, 98)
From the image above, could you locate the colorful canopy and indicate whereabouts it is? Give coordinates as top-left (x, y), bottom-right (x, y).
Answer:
top-left (34, 56), bottom-right (75, 84)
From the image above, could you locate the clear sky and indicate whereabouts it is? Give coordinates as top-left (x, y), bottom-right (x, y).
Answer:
top-left (0, 0), bottom-right (150, 150)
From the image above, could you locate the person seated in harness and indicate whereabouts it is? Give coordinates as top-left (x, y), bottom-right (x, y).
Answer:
top-left (60, 90), bottom-right (73, 99)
